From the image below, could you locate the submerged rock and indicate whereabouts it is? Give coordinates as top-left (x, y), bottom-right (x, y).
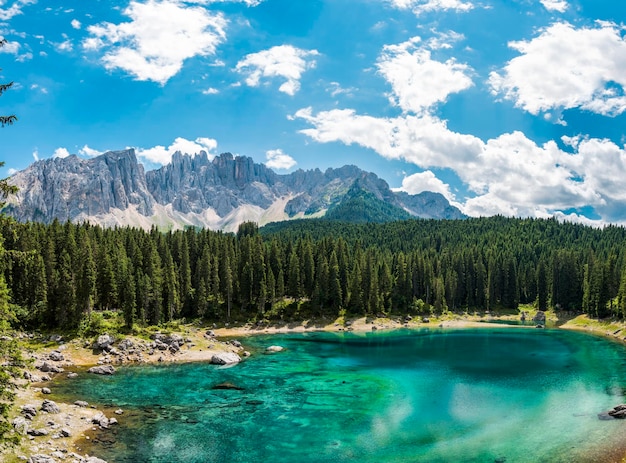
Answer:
top-left (266, 345), bottom-right (284, 353)
top-left (210, 352), bottom-right (241, 365)
top-left (212, 382), bottom-right (244, 391)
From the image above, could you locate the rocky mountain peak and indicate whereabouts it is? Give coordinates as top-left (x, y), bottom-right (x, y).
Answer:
top-left (6, 149), bottom-right (465, 230)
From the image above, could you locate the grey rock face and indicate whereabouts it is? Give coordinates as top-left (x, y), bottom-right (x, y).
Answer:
top-left (7, 150), bottom-right (465, 230)
top-left (6, 149), bottom-right (154, 223)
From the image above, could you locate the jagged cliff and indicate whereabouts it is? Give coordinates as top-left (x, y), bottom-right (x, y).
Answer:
top-left (4, 149), bottom-right (464, 231)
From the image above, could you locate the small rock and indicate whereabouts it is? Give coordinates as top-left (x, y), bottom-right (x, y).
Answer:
top-left (114, 409), bottom-right (124, 415)
top-left (108, 417), bottom-right (118, 426)
top-left (265, 345), bottom-right (284, 353)
top-left (230, 340), bottom-right (242, 348)
top-left (41, 400), bottom-right (60, 414)
top-left (41, 387), bottom-right (51, 395)
top-left (48, 351), bottom-right (64, 362)
top-left (74, 400), bottom-right (89, 408)
top-left (422, 317), bottom-right (430, 323)
top-left (205, 330), bottom-right (216, 337)
top-left (210, 352), bottom-right (241, 365)
top-left (88, 365), bottom-right (116, 375)
top-left (85, 457), bottom-right (108, 463)
top-left (92, 412), bottom-right (110, 428)
top-left (242, 351), bottom-right (251, 357)
top-left (27, 455), bottom-right (56, 463)
top-left (95, 334), bottom-right (115, 350)
top-left (27, 428), bottom-right (49, 437)
top-left (21, 405), bottom-right (38, 420)
top-left (60, 428), bottom-right (71, 437)
top-left (212, 382), bottom-right (245, 390)
top-left (12, 416), bottom-right (29, 434)
top-left (38, 362), bottom-right (63, 374)
top-left (67, 372), bottom-right (78, 379)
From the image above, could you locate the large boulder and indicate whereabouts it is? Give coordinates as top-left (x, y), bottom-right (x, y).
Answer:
top-left (210, 352), bottom-right (241, 365)
top-left (88, 365), bottom-right (116, 375)
top-left (95, 334), bottom-right (115, 350)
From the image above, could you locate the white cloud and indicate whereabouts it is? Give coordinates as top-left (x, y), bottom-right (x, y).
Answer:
top-left (489, 22), bottom-right (626, 118)
top-left (295, 107), bottom-right (621, 219)
top-left (30, 83), bottom-right (48, 94)
top-left (53, 36), bottom-right (73, 52)
top-left (265, 149), bottom-right (297, 170)
top-left (187, 0), bottom-right (264, 5)
top-left (52, 147), bottom-right (70, 159)
top-left (32, 149), bottom-right (39, 161)
top-left (71, 19), bottom-right (81, 29)
top-left (7, 168), bottom-right (17, 175)
top-left (0, 40), bottom-right (19, 54)
top-left (378, 36), bottom-right (473, 114)
top-left (0, 0), bottom-right (36, 21)
top-left (83, 0), bottom-right (228, 85)
top-left (388, 0), bottom-right (474, 15)
top-left (135, 136), bottom-right (218, 165)
top-left (236, 45), bottom-right (319, 95)
top-left (202, 87), bottom-right (219, 94)
top-left (540, 0), bottom-right (568, 12)
top-left (394, 170), bottom-right (455, 202)
top-left (78, 145), bottom-right (103, 157)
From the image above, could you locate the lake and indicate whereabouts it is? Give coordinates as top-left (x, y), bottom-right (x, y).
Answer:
top-left (54, 328), bottom-right (626, 462)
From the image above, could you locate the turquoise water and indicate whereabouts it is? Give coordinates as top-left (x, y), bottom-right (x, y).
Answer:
top-left (55, 328), bottom-right (626, 462)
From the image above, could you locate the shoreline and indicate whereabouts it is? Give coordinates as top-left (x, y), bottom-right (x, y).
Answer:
top-left (4, 311), bottom-right (626, 462)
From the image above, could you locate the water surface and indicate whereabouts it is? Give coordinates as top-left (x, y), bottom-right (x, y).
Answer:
top-left (55, 328), bottom-right (626, 462)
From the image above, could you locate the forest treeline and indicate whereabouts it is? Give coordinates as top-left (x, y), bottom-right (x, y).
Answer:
top-left (2, 215), bottom-right (626, 331)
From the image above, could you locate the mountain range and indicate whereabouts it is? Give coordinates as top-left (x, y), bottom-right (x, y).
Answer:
top-left (4, 149), bottom-right (464, 231)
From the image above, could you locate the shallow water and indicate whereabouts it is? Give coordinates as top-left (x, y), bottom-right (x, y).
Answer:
top-left (55, 328), bottom-right (626, 462)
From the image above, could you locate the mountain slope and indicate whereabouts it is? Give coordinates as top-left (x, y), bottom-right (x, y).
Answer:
top-left (4, 149), bottom-right (464, 231)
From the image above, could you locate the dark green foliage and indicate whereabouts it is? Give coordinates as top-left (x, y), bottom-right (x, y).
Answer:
top-left (325, 186), bottom-right (412, 223)
top-left (1, 215), bottom-right (626, 335)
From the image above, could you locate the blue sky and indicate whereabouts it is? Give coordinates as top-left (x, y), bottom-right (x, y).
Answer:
top-left (2, 0), bottom-right (626, 225)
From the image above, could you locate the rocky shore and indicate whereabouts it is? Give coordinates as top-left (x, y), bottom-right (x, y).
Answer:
top-left (5, 311), bottom-right (626, 462)
top-left (2, 328), bottom-right (246, 463)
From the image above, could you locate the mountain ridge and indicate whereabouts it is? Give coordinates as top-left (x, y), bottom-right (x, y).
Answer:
top-left (4, 149), bottom-right (465, 231)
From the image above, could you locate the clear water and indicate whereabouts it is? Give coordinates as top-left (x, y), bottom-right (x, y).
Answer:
top-left (54, 328), bottom-right (626, 462)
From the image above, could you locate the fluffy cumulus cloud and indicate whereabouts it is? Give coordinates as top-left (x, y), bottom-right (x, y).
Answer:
top-left (265, 149), bottom-right (296, 170)
top-left (83, 0), bottom-right (227, 85)
top-left (52, 147), bottom-right (70, 159)
top-left (135, 136), bottom-right (218, 165)
top-left (388, 0), bottom-right (474, 15)
top-left (540, 0), bottom-right (568, 12)
top-left (393, 170), bottom-right (456, 202)
top-left (236, 45), bottom-right (319, 95)
top-left (0, 0), bottom-right (36, 21)
top-left (296, 107), bottom-right (623, 221)
top-left (295, 33), bottom-right (626, 224)
top-left (489, 22), bottom-right (626, 118)
top-left (78, 145), bottom-right (103, 157)
top-left (377, 36), bottom-right (473, 114)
